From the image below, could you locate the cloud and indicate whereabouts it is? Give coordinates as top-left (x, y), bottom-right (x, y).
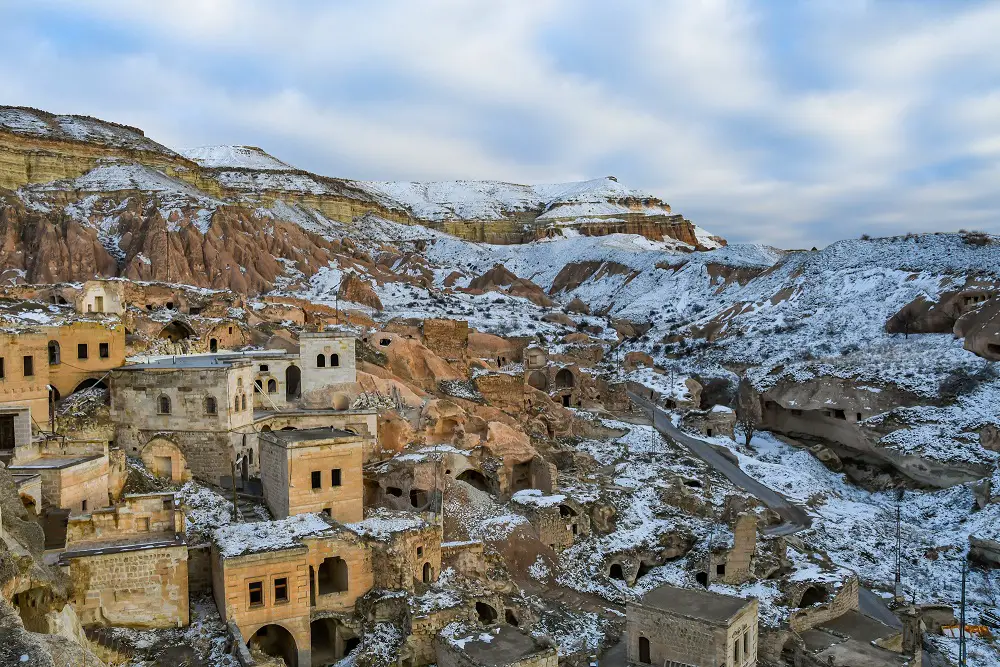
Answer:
top-left (2, 1), bottom-right (1000, 247)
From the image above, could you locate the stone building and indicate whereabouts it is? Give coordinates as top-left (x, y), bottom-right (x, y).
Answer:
top-left (0, 329), bottom-right (54, 424)
top-left (45, 320), bottom-right (127, 398)
top-left (351, 509), bottom-right (443, 591)
top-left (0, 404), bottom-right (32, 462)
top-left (627, 583), bottom-right (759, 667)
top-left (683, 405), bottom-right (738, 439)
top-left (74, 279), bottom-right (125, 315)
top-left (510, 490), bottom-right (589, 553)
top-left (111, 356), bottom-right (256, 487)
top-left (7, 436), bottom-right (110, 516)
top-left (259, 427), bottom-right (364, 522)
top-left (435, 624), bottom-right (557, 667)
top-left (59, 491), bottom-right (188, 628)
top-left (211, 514), bottom-right (374, 667)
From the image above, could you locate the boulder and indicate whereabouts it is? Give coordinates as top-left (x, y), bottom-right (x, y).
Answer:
top-left (541, 312), bottom-right (575, 327)
top-left (338, 272), bottom-right (384, 311)
top-left (565, 297), bottom-right (590, 314)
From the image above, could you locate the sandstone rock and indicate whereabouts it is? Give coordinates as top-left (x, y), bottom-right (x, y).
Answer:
top-left (565, 297), bottom-right (590, 314)
top-left (339, 272), bottom-right (384, 311)
top-left (624, 351), bottom-right (654, 370)
top-left (809, 444), bottom-right (843, 472)
top-left (467, 264), bottom-right (553, 307)
top-left (541, 312), bottom-right (575, 327)
top-left (590, 503), bottom-right (617, 534)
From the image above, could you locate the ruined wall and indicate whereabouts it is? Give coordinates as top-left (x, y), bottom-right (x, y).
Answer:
top-left (788, 576), bottom-right (859, 634)
top-left (475, 373), bottom-right (524, 412)
top-left (304, 533), bottom-right (374, 615)
top-left (67, 544), bottom-right (189, 628)
top-left (421, 319), bottom-right (469, 362)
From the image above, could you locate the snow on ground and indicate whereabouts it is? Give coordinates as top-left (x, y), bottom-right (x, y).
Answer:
top-left (710, 430), bottom-right (1000, 626)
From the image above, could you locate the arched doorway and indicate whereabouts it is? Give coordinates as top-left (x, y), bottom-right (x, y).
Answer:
top-left (422, 562), bottom-right (433, 583)
top-left (209, 338), bottom-right (218, 353)
top-left (72, 378), bottom-right (108, 394)
top-left (249, 624), bottom-right (297, 667)
top-left (310, 618), bottom-right (357, 665)
top-left (639, 636), bottom-right (651, 664)
top-left (285, 365), bottom-right (301, 400)
top-left (609, 563), bottom-right (625, 581)
top-left (158, 320), bottom-right (195, 342)
top-left (475, 601), bottom-right (498, 624)
top-left (456, 469), bottom-right (488, 492)
top-left (554, 368), bottom-right (574, 389)
top-left (799, 585), bottom-right (828, 607)
top-left (526, 370), bottom-right (547, 390)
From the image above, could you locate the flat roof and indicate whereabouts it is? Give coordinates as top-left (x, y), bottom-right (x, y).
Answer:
top-left (12, 472), bottom-right (41, 485)
top-left (259, 426), bottom-right (359, 443)
top-left (119, 354), bottom-right (251, 370)
top-left (444, 626), bottom-right (548, 666)
top-left (59, 532), bottom-right (185, 563)
top-left (8, 454), bottom-right (103, 470)
top-left (635, 584), bottom-right (755, 624)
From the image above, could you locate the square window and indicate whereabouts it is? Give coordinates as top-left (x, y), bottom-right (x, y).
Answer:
top-left (248, 581), bottom-right (263, 607)
top-left (99, 342), bottom-right (109, 358)
top-left (311, 470), bottom-right (322, 489)
top-left (81, 500), bottom-right (87, 511)
top-left (259, 364), bottom-right (269, 371)
top-left (22, 355), bottom-right (33, 377)
top-left (274, 577), bottom-right (288, 604)
top-left (77, 343), bottom-right (88, 360)
top-left (0, 357), bottom-right (5, 378)
top-left (137, 517), bottom-right (150, 532)
top-left (331, 468), bottom-right (342, 487)
top-left (416, 546), bottom-right (424, 557)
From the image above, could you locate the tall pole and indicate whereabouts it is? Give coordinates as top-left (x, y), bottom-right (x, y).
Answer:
top-left (231, 458), bottom-right (239, 522)
top-left (960, 558), bottom-right (968, 667)
top-left (894, 488), bottom-right (904, 600)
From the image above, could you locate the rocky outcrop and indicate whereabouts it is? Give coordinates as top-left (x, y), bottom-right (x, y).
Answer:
top-left (465, 264), bottom-right (553, 307)
top-left (339, 272), bottom-right (384, 311)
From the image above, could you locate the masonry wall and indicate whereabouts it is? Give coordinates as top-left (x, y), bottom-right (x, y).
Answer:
top-left (0, 331), bottom-right (51, 423)
top-left (369, 524), bottom-right (443, 591)
top-left (259, 437), bottom-right (291, 519)
top-left (475, 374), bottom-right (524, 411)
top-left (68, 545), bottom-right (189, 628)
top-left (788, 576), bottom-right (859, 633)
top-left (299, 333), bottom-right (356, 408)
top-left (46, 321), bottom-right (126, 397)
top-left (57, 456), bottom-right (110, 513)
top-left (434, 638), bottom-right (557, 667)
top-left (0, 405), bottom-right (33, 450)
top-left (304, 533), bottom-right (374, 614)
top-left (75, 281), bottom-right (125, 315)
top-left (628, 602), bottom-right (731, 667)
top-left (118, 427), bottom-right (241, 487)
top-left (66, 493), bottom-right (181, 545)
top-left (422, 319), bottom-right (469, 362)
top-left (269, 437), bottom-right (364, 521)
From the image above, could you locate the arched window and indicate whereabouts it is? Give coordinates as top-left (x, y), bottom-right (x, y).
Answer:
top-left (234, 396), bottom-right (240, 412)
top-left (47, 341), bottom-right (60, 365)
top-left (205, 396), bottom-right (217, 414)
top-left (267, 379), bottom-right (277, 394)
top-left (318, 557), bottom-right (348, 594)
top-left (422, 562), bottom-right (433, 583)
top-left (209, 338), bottom-right (218, 353)
top-left (316, 354), bottom-right (326, 368)
top-left (330, 353), bottom-right (340, 367)
top-left (241, 394), bottom-right (247, 411)
top-left (157, 396), bottom-right (171, 415)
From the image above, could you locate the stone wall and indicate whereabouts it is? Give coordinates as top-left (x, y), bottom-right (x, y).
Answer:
top-left (66, 492), bottom-right (181, 545)
top-left (188, 543), bottom-right (213, 596)
top-left (788, 575), bottom-right (859, 634)
top-left (369, 523), bottom-right (443, 592)
top-left (475, 373), bottom-right (524, 411)
top-left (259, 435), bottom-right (291, 518)
top-left (46, 320), bottom-right (126, 397)
top-left (299, 332), bottom-right (357, 408)
top-left (75, 280), bottom-right (125, 315)
top-left (0, 331), bottom-right (52, 423)
top-left (0, 405), bottom-right (32, 451)
top-left (441, 541), bottom-right (486, 580)
top-left (67, 544), bottom-right (189, 628)
top-left (118, 427), bottom-right (242, 487)
top-left (422, 319), bottom-right (469, 362)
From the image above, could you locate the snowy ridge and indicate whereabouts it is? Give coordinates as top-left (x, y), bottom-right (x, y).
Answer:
top-left (352, 176), bottom-right (674, 223)
top-left (182, 145), bottom-right (296, 171)
top-left (0, 106), bottom-right (177, 155)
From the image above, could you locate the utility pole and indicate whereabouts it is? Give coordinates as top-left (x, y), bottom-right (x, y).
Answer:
top-left (960, 558), bottom-right (968, 667)
top-left (895, 488), bottom-right (904, 600)
top-left (231, 458), bottom-right (239, 522)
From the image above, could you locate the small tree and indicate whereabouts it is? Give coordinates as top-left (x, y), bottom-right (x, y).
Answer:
top-left (736, 376), bottom-right (762, 446)
top-left (895, 309), bottom-right (918, 339)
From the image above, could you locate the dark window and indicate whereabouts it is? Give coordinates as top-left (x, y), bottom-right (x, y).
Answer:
top-left (47, 341), bottom-right (60, 365)
top-left (331, 469), bottom-right (341, 486)
top-left (234, 396), bottom-right (240, 412)
top-left (158, 396), bottom-right (171, 414)
top-left (99, 342), bottom-right (109, 359)
top-left (423, 562), bottom-right (432, 583)
top-left (23, 356), bottom-right (34, 377)
top-left (0, 357), bottom-right (4, 378)
top-left (241, 394), bottom-right (247, 411)
top-left (330, 353), bottom-right (340, 367)
top-left (248, 581), bottom-right (263, 607)
top-left (267, 379), bottom-right (277, 393)
top-left (639, 636), bottom-right (650, 664)
top-left (228, 326), bottom-right (233, 334)
top-left (316, 354), bottom-right (326, 368)
top-left (188, 306), bottom-right (201, 315)
top-left (77, 343), bottom-right (88, 360)
top-left (311, 471), bottom-right (322, 489)
top-left (205, 397), bottom-right (217, 414)
top-left (416, 546), bottom-right (423, 557)
top-left (81, 500), bottom-right (87, 511)
top-left (209, 338), bottom-right (218, 353)
top-left (717, 563), bottom-right (726, 576)
top-left (318, 557), bottom-right (348, 594)
top-left (259, 364), bottom-right (269, 371)
top-left (274, 577), bottom-right (288, 604)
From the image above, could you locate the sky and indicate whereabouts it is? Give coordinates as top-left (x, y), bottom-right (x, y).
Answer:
top-left (2, 0), bottom-right (1000, 248)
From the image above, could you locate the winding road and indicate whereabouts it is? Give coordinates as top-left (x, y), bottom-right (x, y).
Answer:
top-left (627, 390), bottom-right (901, 629)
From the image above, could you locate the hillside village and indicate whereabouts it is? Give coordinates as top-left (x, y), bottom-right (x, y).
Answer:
top-left (1, 106), bottom-right (999, 667)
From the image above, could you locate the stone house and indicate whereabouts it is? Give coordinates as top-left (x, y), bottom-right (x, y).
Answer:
top-left (59, 491), bottom-right (188, 628)
top-left (111, 356), bottom-right (256, 486)
top-left (683, 405), bottom-right (738, 439)
top-left (435, 624), bottom-right (557, 667)
top-left (7, 436), bottom-right (110, 516)
top-left (0, 329), bottom-right (54, 425)
top-left (211, 514), bottom-right (374, 667)
top-left (44, 320), bottom-right (126, 399)
top-left (627, 583), bottom-right (759, 667)
top-left (74, 279), bottom-right (126, 316)
top-left (259, 427), bottom-right (364, 522)
top-left (510, 490), bottom-right (589, 553)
